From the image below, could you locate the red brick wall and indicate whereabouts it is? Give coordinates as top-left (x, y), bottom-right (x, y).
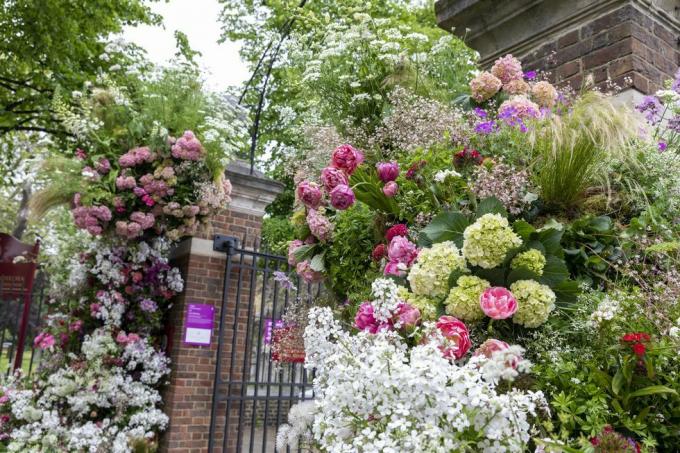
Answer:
top-left (522, 4), bottom-right (679, 93)
top-left (161, 209), bottom-right (263, 453)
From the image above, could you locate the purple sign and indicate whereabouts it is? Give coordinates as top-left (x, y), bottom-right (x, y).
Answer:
top-left (263, 319), bottom-right (285, 345)
top-left (184, 303), bottom-right (214, 346)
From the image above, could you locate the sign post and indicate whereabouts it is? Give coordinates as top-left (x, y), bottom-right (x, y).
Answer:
top-left (0, 233), bottom-right (40, 372)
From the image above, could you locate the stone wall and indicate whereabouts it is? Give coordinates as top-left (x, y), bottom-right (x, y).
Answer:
top-left (435, 0), bottom-right (680, 94)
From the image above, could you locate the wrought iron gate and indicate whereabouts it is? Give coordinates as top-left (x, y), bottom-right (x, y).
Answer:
top-left (209, 235), bottom-right (321, 453)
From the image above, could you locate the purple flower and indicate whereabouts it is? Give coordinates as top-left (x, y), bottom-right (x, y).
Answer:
top-left (523, 70), bottom-right (537, 80)
top-left (658, 141), bottom-right (667, 152)
top-left (273, 271), bottom-right (297, 290)
top-left (140, 298), bottom-right (158, 312)
top-left (382, 181), bottom-right (398, 198)
top-left (672, 68), bottom-right (680, 93)
top-left (473, 107), bottom-right (487, 118)
top-left (474, 121), bottom-right (496, 135)
top-left (376, 161), bottom-right (400, 182)
top-left (668, 115), bottom-right (680, 133)
top-left (636, 95), bottom-right (662, 125)
top-left (329, 184), bottom-right (355, 210)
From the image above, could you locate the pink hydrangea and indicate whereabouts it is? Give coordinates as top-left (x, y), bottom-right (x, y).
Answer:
top-left (480, 287), bottom-right (518, 320)
top-left (33, 332), bottom-right (55, 350)
top-left (329, 184), bottom-right (355, 210)
top-left (287, 240), bottom-right (304, 266)
top-left (140, 174), bottom-right (173, 197)
top-left (296, 181), bottom-right (323, 209)
top-left (73, 205), bottom-right (112, 235)
top-left (296, 260), bottom-right (323, 283)
top-left (171, 130), bottom-right (205, 160)
top-left (116, 331), bottom-right (141, 345)
top-left (130, 212), bottom-right (155, 230)
top-left (491, 54), bottom-right (524, 84)
top-left (469, 71), bottom-right (502, 102)
top-left (434, 316), bottom-right (471, 360)
top-left (504, 78), bottom-right (530, 95)
top-left (306, 209), bottom-right (333, 242)
top-left (115, 221), bottom-right (143, 239)
top-left (331, 144), bottom-right (364, 175)
top-left (531, 81), bottom-right (558, 108)
top-left (116, 176), bottom-right (136, 190)
top-left (320, 166), bottom-right (349, 191)
top-left (498, 96), bottom-right (541, 125)
top-left (95, 158), bottom-right (111, 174)
top-left (119, 146), bottom-right (154, 167)
top-left (376, 161), bottom-right (399, 182)
top-left (383, 181), bottom-right (398, 198)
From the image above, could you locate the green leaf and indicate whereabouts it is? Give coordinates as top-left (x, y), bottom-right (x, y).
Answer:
top-left (310, 254), bottom-right (325, 272)
top-left (589, 215), bottom-right (612, 233)
top-left (474, 267), bottom-right (506, 286)
top-left (420, 211), bottom-right (470, 247)
top-left (350, 167), bottom-right (400, 215)
top-left (612, 369), bottom-right (624, 396)
top-left (447, 269), bottom-right (468, 289)
top-left (475, 196), bottom-right (507, 218)
top-left (538, 256), bottom-right (569, 287)
top-left (537, 228), bottom-right (564, 257)
top-left (506, 268), bottom-right (541, 286)
top-left (512, 220), bottom-right (535, 241)
top-left (553, 280), bottom-right (580, 305)
top-left (292, 244), bottom-right (316, 262)
top-left (627, 385), bottom-right (678, 400)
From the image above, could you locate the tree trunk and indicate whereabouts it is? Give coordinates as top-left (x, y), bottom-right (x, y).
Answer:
top-left (12, 180), bottom-right (31, 239)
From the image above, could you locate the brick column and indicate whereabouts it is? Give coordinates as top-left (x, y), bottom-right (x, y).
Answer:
top-left (161, 160), bottom-right (283, 452)
top-left (435, 0), bottom-right (679, 95)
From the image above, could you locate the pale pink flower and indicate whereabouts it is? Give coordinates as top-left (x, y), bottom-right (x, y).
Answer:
top-left (320, 166), bottom-right (348, 191)
top-left (307, 209), bottom-right (333, 242)
top-left (296, 260), bottom-right (323, 283)
top-left (491, 54), bottom-right (524, 84)
top-left (287, 240), bottom-right (304, 266)
top-left (383, 181), bottom-right (399, 197)
top-left (504, 78), bottom-right (530, 95)
top-left (474, 338), bottom-right (519, 368)
top-left (395, 302), bottom-right (420, 329)
top-left (531, 81), bottom-right (558, 108)
top-left (469, 72), bottom-right (502, 102)
top-left (480, 287), bottom-right (518, 319)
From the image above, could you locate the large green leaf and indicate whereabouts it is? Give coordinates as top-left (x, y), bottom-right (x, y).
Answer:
top-left (474, 267), bottom-right (506, 286)
top-left (506, 268), bottom-right (541, 286)
top-left (627, 385), bottom-right (678, 400)
top-left (537, 227), bottom-right (564, 257)
top-left (420, 211), bottom-right (470, 247)
top-left (612, 369), bottom-right (624, 396)
top-left (539, 255), bottom-right (569, 287)
top-left (589, 215), bottom-right (613, 233)
top-left (475, 196), bottom-right (507, 218)
top-left (513, 220), bottom-right (535, 241)
top-left (447, 269), bottom-right (469, 289)
top-left (350, 166), bottom-right (400, 215)
top-left (292, 244), bottom-right (317, 262)
top-left (310, 254), bottom-right (325, 272)
top-left (553, 280), bottom-right (580, 305)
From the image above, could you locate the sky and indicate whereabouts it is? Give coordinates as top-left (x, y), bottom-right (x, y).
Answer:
top-left (123, 0), bottom-right (250, 91)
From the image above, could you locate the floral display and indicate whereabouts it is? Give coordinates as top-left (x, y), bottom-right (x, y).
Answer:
top-left (407, 241), bottom-right (466, 297)
top-left (462, 213), bottom-right (523, 269)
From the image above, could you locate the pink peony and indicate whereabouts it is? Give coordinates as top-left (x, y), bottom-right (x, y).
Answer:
top-left (296, 260), bottom-right (323, 283)
top-left (480, 287), bottom-right (518, 320)
top-left (33, 332), bottom-right (55, 350)
top-left (296, 181), bottom-right (323, 209)
top-left (384, 261), bottom-right (404, 277)
top-left (331, 144), bottom-right (364, 175)
top-left (385, 224), bottom-right (408, 242)
top-left (434, 316), bottom-right (471, 360)
top-left (395, 302), bottom-right (420, 329)
top-left (354, 302), bottom-right (382, 334)
top-left (387, 236), bottom-right (418, 267)
top-left (306, 209), bottom-right (333, 242)
top-left (376, 161), bottom-right (399, 182)
top-left (469, 71), bottom-right (502, 102)
top-left (474, 338), bottom-right (518, 368)
top-left (383, 181), bottom-right (398, 198)
top-left (171, 130), bottom-right (205, 160)
top-left (491, 54), bottom-right (524, 84)
top-left (329, 184), bottom-right (355, 210)
top-left (320, 166), bottom-right (349, 191)
top-left (287, 240), bottom-right (304, 266)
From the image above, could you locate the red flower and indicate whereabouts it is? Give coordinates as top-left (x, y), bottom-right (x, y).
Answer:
top-left (632, 342), bottom-right (646, 357)
top-left (621, 332), bottom-right (651, 343)
top-left (385, 224), bottom-right (408, 242)
top-left (371, 244), bottom-right (387, 261)
top-left (453, 147), bottom-right (483, 167)
top-left (405, 160), bottom-right (426, 179)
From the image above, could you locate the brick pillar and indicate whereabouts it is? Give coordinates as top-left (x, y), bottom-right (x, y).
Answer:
top-left (161, 160), bottom-right (283, 452)
top-left (435, 0), bottom-right (679, 95)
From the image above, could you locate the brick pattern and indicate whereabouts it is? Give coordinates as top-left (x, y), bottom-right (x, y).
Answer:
top-left (521, 4), bottom-right (680, 93)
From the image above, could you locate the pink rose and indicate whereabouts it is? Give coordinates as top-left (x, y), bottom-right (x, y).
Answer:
top-left (376, 161), bottom-right (399, 182)
top-left (383, 181), bottom-right (398, 198)
top-left (296, 260), bottom-right (323, 283)
top-left (329, 184), bottom-right (355, 210)
top-left (287, 240), bottom-right (303, 266)
top-left (354, 302), bottom-right (381, 334)
top-left (434, 316), bottom-right (471, 360)
top-left (320, 166), bottom-right (349, 191)
top-left (395, 303), bottom-right (420, 329)
top-left (387, 236), bottom-right (418, 267)
top-left (474, 338), bottom-right (518, 368)
top-left (296, 181), bottom-right (323, 209)
top-left (480, 287), bottom-right (517, 320)
top-left (331, 144), bottom-right (364, 175)
top-left (0, 395), bottom-right (8, 405)
top-left (384, 260), bottom-right (404, 277)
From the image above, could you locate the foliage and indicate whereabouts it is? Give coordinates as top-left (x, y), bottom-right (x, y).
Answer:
top-left (261, 216), bottom-right (297, 255)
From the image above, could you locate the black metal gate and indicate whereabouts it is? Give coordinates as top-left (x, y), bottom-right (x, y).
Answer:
top-left (208, 235), bottom-right (321, 453)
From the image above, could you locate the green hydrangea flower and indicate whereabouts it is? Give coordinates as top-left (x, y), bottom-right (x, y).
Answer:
top-left (445, 275), bottom-right (490, 321)
top-left (510, 279), bottom-right (556, 328)
top-left (510, 249), bottom-right (546, 275)
top-left (462, 213), bottom-right (522, 269)
top-left (396, 286), bottom-right (438, 320)
top-left (407, 241), bottom-right (467, 297)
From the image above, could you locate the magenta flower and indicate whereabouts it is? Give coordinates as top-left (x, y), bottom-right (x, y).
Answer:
top-left (320, 166), bottom-right (349, 191)
top-left (376, 161), bottom-right (399, 183)
top-left (434, 316), bottom-right (471, 360)
top-left (387, 236), bottom-right (418, 267)
top-left (354, 302), bottom-right (383, 334)
top-left (331, 144), bottom-right (364, 175)
top-left (329, 184), bottom-right (355, 210)
top-left (296, 181), bottom-right (323, 209)
top-left (383, 181), bottom-right (398, 198)
top-left (75, 148), bottom-right (87, 160)
top-left (395, 302), bottom-right (420, 329)
top-left (33, 332), bottom-right (55, 350)
top-left (480, 287), bottom-right (518, 319)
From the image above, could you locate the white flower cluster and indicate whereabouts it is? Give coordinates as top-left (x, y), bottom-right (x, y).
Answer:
top-left (434, 168), bottom-right (462, 182)
top-left (370, 278), bottom-right (401, 322)
top-left (589, 295), bottom-right (620, 327)
top-left (279, 307), bottom-right (547, 452)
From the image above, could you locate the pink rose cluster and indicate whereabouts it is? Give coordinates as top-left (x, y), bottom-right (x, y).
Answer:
top-left (384, 234), bottom-right (418, 277)
top-left (469, 54), bottom-right (558, 110)
top-left (297, 144), bottom-right (363, 211)
top-left (119, 146), bottom-right (155, 168)
top-left (72, 200), bottom-right (112, 236)
top-left (376, 161), bottom-right (400, 198)
top-left (354, 301), bottom-right (421, 334)
top-left (171, 130), bottom-right (205, 160)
